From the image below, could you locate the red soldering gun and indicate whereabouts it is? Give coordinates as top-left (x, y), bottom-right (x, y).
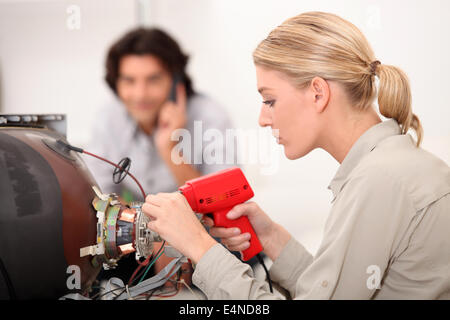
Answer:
top-left (179, 167), bottom-right (263, 261)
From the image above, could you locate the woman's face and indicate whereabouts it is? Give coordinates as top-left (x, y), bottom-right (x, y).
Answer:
top-left (255, 65), bottom-right (321, 160)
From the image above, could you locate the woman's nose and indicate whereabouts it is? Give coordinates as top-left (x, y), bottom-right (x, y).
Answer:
top-left (258, 107), bottom-right (272, 128)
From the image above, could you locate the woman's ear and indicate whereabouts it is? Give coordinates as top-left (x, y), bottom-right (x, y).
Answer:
top-left (310, 76), bottom-right (330, 113)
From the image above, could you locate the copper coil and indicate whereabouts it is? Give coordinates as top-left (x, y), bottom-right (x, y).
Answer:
top-left (118, 243), bottom-right (135, 255)
top-left (118, 208), bottom-right (136, 223)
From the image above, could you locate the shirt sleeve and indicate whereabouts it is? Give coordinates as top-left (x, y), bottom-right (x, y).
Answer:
top-left (268, 237), bottom-right (313, 297)
top-left (193, 167), bottom-right (415, 299)
top-left (192, 243), bottom-right (283, 299)
top-left (291, 167), bottom-right (416, 299)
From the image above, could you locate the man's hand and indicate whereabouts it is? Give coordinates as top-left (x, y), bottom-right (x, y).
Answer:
top-left (154, 83), bottom-right (187, 160)
top-left (142, 192), bottom-right (217, 264)
top-left (153, 84), bottom-right (202, 186)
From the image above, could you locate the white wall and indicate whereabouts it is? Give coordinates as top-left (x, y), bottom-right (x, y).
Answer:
top-left (1, 0), bottom-right (449, 255)
top-left (0, 0), bottom-right (137, 144)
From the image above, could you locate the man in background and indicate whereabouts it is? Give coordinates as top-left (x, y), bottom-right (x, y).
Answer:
top-left (87, 28), bottom-right (236, 199)
top-left (85, 28), bottom-right (239, 284)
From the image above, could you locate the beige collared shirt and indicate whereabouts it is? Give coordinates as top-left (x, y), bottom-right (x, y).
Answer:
top-left (192, 119), bottom-right (450, 299)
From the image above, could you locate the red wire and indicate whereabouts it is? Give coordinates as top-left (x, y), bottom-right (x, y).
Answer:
top-left (152, 261), bottom-right (182, 298)
top-left (82, 150), bottom-right (146, 200)
top-left (128, 255), bottom-right (151, 285)
top-left (152, 286), bottom-right (180, 298)
top-left (127, 241), bottom-right (165, 285)
top-left (151, 277), bottom-right (181, 298)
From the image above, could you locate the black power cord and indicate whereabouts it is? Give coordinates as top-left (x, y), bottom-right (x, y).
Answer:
top-left (56, 139), bottom-right (146, 200)
top-left (0, 256), bottom-right (16, 300)
top-left (256, 253), bottom-right (273, 293)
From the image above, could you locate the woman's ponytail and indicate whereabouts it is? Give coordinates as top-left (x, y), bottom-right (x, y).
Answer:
top-left (376, 64), bottom-right (423, 146)
top-left (253, 12), bottom-right (424, 147)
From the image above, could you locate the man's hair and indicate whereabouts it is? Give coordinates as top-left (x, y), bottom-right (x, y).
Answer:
top-left (105, 27), bottom-right (195, 97)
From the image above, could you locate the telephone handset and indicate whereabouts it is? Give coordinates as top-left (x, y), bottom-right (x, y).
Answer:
top-left (168, 74), bottom-right (182, 103)
top-left (155, 74), bottom-right (183, 132)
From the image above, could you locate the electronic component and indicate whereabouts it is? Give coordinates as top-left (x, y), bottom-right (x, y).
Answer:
top-left (80, 187), bottom-right (164, 269)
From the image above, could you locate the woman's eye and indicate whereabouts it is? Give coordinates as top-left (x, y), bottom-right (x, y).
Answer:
top-left (262, 100), bottom-right (275, 108)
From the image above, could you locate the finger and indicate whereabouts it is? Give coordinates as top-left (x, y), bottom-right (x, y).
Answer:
top-left (202, 216), bottom-right (214, 227)
top-left (147, 220), bottom-right (159, 233)
top-left (157, 104), bottom-right (174, 127)
top-left (155, 192), bottom-right (175, 199)
top-left (159, 192), bottom-right (188, 203)
top-left (145, 194), bottom-right (163, 207)
top-left (221, 233), bottom-right (251, 247)
top-left (157, 116), bottom-right (169, 129)
top-left (209, 226), bottom-right (241, 238)
top-left (174, 191), bottom-right (190, 205)
top-left (226, 203), bottom-right (248, 220)
top-left (226, 241), bottom-right (250, 253)
top-left (226, 201), bottom-right (258, 220)
top-left (142, 202), bottom-right (163, 219)
top-left (154, 192), bottom-right (183, 206)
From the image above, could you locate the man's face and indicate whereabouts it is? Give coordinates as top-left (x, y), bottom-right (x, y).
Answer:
top-left (116, 54), bottom-right (172, 132)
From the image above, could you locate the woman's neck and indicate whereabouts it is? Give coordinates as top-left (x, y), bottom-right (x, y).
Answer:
top-left (320, 107), bottom-right (381, 164)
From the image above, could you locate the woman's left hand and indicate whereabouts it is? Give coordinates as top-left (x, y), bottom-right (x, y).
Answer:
top-left (142, 192), bottom-right (218, 264)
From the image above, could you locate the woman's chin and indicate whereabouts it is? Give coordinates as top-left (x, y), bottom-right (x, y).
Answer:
top-left (284, 148), bottom-right (299, 160)
top-left (283, 145), bottom-right (310, 160)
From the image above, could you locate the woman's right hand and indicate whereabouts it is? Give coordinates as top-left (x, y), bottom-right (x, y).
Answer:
top-left (202, 201), bottom-right (291, 261)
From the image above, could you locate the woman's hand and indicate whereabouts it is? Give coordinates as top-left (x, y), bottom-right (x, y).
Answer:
top-left (142, 192), bottom-right (217, 264)
top-left (203, 201), bottom-right (291, 261)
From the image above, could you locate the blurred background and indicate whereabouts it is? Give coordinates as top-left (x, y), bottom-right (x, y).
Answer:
top-left (1, 0), bottom-right (449, 256)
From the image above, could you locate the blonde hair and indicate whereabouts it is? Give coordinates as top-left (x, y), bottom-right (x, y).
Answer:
top-left (253, 11), bottom-right (423, 146)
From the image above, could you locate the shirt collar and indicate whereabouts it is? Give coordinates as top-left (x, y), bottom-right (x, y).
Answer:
top-left (120, 104), bottom-right (149, 142)
top-left (327, 119), bottom-right (402, 200)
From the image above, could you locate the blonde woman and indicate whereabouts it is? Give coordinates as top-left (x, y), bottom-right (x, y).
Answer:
top-left (142, 12), bottom-right (450, 299)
